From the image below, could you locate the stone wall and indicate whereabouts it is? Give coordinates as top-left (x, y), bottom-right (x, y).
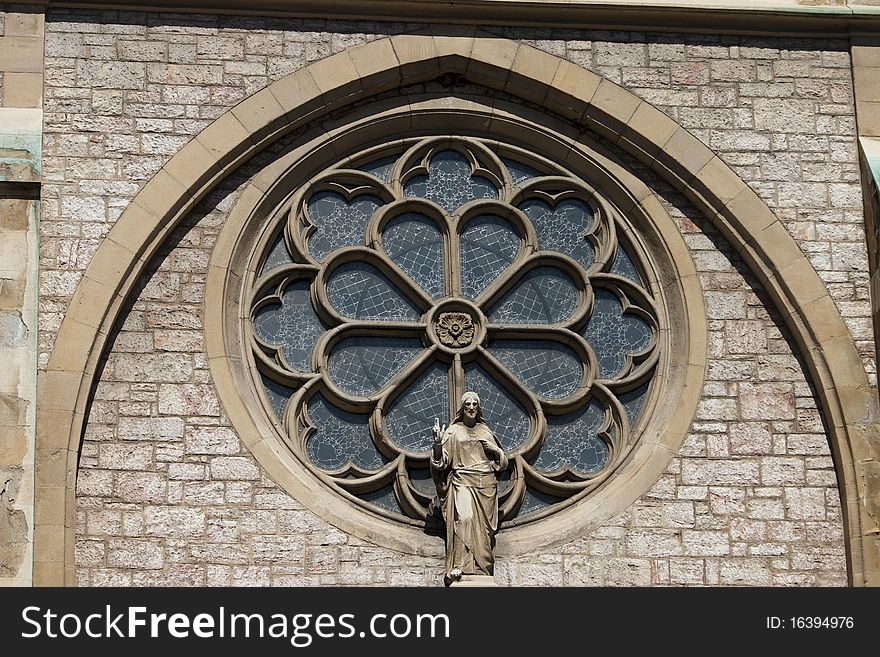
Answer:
top-left (43, 11), bottom-right (864, 585)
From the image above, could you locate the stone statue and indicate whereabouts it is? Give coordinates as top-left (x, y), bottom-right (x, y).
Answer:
top-left (430, 391), bottom-right (508, 584)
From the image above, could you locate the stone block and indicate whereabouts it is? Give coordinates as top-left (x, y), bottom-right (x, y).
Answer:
top-left (77, 61), bottom-right (145, 89)
top-left (97, 443), bottom-right (152, 470)
top-left (112, 353), bottom-right (193, 383)
top-left (185, 426), bottom-right (239, 455)
top-left (144, 506), bottom-right (206, 537)
top-left (118, 416), bottom-right (184, 441)
top-left (107, 539), bottom-right (163, 569)
top-left (114, 472), bottom-right (167, 503)
top-left (210, 456), bottom-right (260, 480)
top-left (729, 423), bottom-right (773, 455)
top-left (740, 383), bottom-right (796, 420)
top-left (157, 383), bottom-right (220, 415)
top-left (682, 460), bottom-right (759, 486)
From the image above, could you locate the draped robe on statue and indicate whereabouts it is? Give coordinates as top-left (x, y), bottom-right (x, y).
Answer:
top-left (430, 421), bottom-right (505, 576)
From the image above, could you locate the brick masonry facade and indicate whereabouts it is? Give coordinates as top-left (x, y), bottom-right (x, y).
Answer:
top-left (34, 11), bottom-right (869, 585)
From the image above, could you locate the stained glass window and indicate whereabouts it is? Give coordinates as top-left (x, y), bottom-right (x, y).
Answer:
top-left (249, 137), bottom-right (659, 523)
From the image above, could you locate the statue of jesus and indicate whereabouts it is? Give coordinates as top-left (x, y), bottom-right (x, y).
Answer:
top-left (430, 391), bottom-right (508, 584)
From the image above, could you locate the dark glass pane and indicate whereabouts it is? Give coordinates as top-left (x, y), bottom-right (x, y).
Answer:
top-left (326, 336), bottom-right (422, 397)
top-left (463, 363), bottom-right (531, 451)
top-left (260, 234), bottom-right (293, 274)
top-left (487, 266), bottom-right (579, 324)
top-left (489, 340), bottom-right (582, 400)
top-left (253, 280), bottom-right (323, 372)
top-left (519, 198), bottom-right (594, 269)
top-left (326, 262), bottom-right (420, 321)
top-left (619, 381), bottom-right (651, 427)
top-left (610, 244), bottom-right (644, 285)
top-left (501, 157), bottom-right (542, 186)
top-left (581, 289), bottom-right (653, 379)
top-left (358, 483), bottom-right (405, 516)
top-left (517, 486), bottom-right (561, 517)
top-left (306, 394), bottom-right (388, 471)
top-left (259, 373), bottom-right (295, 420)
top-left (358, 154), bottom-right (398, 182)
top-left (404, 150), bottom-right (497, 213)
top-left (306, 191), bottom-right (383, 261)
top-left (459, 215), bottom-right (520, 299)
top-left (382, 213), bottom-right (445, 298)
top-left (407, 467), bottom-right (436, 497)
top-left (385, 362), bottom-right (449, 453)
top-left (533, 402), bottom-right (609, 475)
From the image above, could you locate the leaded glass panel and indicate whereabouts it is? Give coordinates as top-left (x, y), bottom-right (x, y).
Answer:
top-left (326, 336), bottom-right (422, 396)
top-left (359, 484), bottom-right (405, 515)
top-left (306, 394), bottom-right (388, 470)
top-left (487, 266), bottom-right (579, 325)
top-left (386, 362), bottom-right (450, 452)
top-left (459, 215), bottom-right (520, 299)
top-left (403, 150), bottom-right (497, 212)
top-left (581, 288), bottom-right (652, 379)
top-left (489, 339), bottom-right (582, 400)
top-left (358, 155), bottom-right (398, 182)
top-left (253, 280), bottom-right (323, 372)
top-left (501, 157), bottom-right (542, 185)
top-left (619, 382), bottom-right (651, 427)
top-left (464, 363), bottom-right (531, 451)
top-left (381, 213), bottom-right (445, 298)
top-left (532, 402), bottom-right (609, 474)
top-left (610, 244), bottom-right (643, 285)
top-left (326, 262), bottom-right (420, 321)
top-left (261, 235), bottom-right (293, 274)
top-left (519, 198), bottom-right (595, 269)
top-left (518, 487), bottom-right (560, 517)
top-left (307, 192), bottom-right (384, 261)
top-left (259, 373), bottom-right (294, 420)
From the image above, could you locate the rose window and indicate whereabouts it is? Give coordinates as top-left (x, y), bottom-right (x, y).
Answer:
top-left (250, 137), bottom-right (659, 525)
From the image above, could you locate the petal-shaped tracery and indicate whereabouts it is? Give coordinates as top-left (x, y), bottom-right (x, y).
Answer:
top-left (253, 280), bottom-right (323, 371)
top-left (581, 288), bottom-right (653, 379)
top-left (385, 361), bottom-right (450, 453)
top-left (306, 191), bottom-right (384, 261)
top-left (306, 394), bottom-right (389, 471)
top-left (459, 215), bottom-right (520, 299)
top-left (488, 339), bottom-right (583, 400)
top-left (326, 336), bottom-right (422, 397)
top-left (381, 213), bottom-right (445, 299)
top-left (532, 402), bottom-right (609, 475)
top-left (404, 150), bottom-right (497, 212)
top-left (487, 266), bottom-right (579, 325)
top-left (326, 262), bottom-right (421, 321)
top-left (463, 362), bottom-right (532, 451)
top-left (519, 198), bottom-right (595, 269)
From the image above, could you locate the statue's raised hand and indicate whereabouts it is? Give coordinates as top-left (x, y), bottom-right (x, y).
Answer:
top-left (432, 417), bottom-right (446, 443)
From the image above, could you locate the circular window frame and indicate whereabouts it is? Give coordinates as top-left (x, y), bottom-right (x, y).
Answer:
top-left (206, 93), bottom-right (705, 556)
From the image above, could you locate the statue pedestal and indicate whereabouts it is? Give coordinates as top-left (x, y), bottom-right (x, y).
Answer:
top-left (448, 574), bottom-right (498, 587)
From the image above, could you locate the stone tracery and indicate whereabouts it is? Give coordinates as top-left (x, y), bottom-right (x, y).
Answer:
top-left (249, 136), bottom-right (659, 523)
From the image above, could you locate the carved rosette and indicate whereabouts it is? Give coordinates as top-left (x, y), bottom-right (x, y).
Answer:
top-left (436, 312), bottom-right (475, 347)
top-left (248, 135), bottom-right (660, 525)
